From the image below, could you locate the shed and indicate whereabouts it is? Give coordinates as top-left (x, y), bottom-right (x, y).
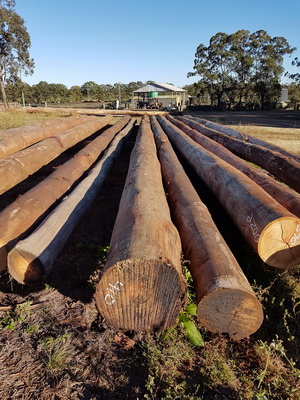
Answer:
top-left (133, 82), bottom-right (187, 110)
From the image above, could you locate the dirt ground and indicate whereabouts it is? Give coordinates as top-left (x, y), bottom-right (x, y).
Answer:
top-left (0, 112), bottom-right (299, 399)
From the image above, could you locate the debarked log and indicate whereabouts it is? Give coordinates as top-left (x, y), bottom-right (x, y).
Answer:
top-left (0, 115), bottom-right (113, 195)
top-left (184, 115), bottom-right (300, 163)
top-left (0, 116), bottom-right (132, 273)
top-left (151, 116), bottom-right (263, 339)
top-left (167, 115), bottom-right (300, 218)
top-left (157, 116), bottom-right (300, 269)
top-left (7, 119), bottom-right (136, 284)
top-left (0, 115), bottom-right (93, 159)
top-left (95, 115), bottom-right (186, 333)
top-left (180, 116), bottom-right (300, 193)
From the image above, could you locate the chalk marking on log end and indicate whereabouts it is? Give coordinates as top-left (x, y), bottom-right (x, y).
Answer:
top-left (95, 259), bottom-right (186, 333)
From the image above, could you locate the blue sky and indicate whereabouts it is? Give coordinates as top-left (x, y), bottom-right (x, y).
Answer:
top-left (16, 0), bottom-right (299, 89)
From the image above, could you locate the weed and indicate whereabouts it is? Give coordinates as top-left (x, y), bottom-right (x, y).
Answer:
top-left (0, 301), bottom-right (31, 329)
top-left (39, 333), bottom-right (78, 371)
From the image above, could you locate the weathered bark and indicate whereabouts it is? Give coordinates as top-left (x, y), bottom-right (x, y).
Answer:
top-left (180, 116), bottom-right (300, 193)
top-left (151, 116), bottom-right (263, 339)
top-left (157, 116), bottom-right (300, 269)
top-left (184, 115), bottom-right (300, 163)
top-left (0, 115), bottom-right (113, 194)
top-left (95, 116), bottom-right (186, 333)
top-left (0, 115), bottom-right (94, 159)
top-left (7, 119), bottom-right (136, 284)
top-left (0, 116), bottom-right (132, 273)
top-left (167, 115), bottom-right (300, 218)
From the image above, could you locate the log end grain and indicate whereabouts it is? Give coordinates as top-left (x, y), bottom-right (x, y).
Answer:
top-left (258, 217), bottom-right (300, 268)
top-left (7, 248), bottom-right (42, 284)
top-left (95, 258), bottom-right (187, 332)
top-left (197, 288), bottom-right (263, 340)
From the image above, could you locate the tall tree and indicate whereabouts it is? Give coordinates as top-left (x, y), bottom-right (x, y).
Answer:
top-left (249, 30), bottom-right (295, 107)
top-left (188, 32), bottom-right (233, 108)
top-left (189, 30), bottom-right (295, 109)
top-left (0, 0), bottom-right (34, 107)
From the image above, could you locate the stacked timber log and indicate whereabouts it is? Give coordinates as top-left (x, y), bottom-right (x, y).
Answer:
top-left (157, 116), bottom-right (300, 269)
top-left (95, 115), bottom-right (187, 332)
top-left (179, 116), bottom-right (300, 193)
top-left (0, 115), bottom-right (113, 194)
top-left (166, 115), bottom-right (300, 218)
top-left (184, 115), bottom-right (300, 163)
top-left (0, 116), bottom-right (132, 273)
top-left (7, 118), bottom-right (136, 284)
top-left (0, 115), bottom-right (93, 158)
top-left (151, 116), bottom-right (263, 339)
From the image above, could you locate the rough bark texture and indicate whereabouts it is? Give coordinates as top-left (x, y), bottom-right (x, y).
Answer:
top-left (95, 116), bottom-right (186, 333)
top-left (0, 115), bottom-right (93, 158)
top-left (168, 115), bottom-right (300, 218)
top-left (157, 116), bottom-right (300, 269)
top-left (184, 115), bottom-right (300, 163)
top-left (180, 116), bottom-right (300, 193)
top-left (0, 116), bottom-right (132, 272)
top-left (7, 119), bottom-right (136, 284)
top-left (0, 115), bottom-right (113, 194)
top-left (151, 116), bottom-right (263, 339)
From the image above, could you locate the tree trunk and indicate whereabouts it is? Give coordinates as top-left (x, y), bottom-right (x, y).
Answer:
top-left (95, 115), bottom-right (186, 333)
top-left (0, 116), bottom-right (132, 273)
top-left (183, 115), bottom-right (300, 163)
top-left (169, 116), bottom-right (300, 218)
top-left (179, 116), bottom-right (300, 193)
top-left (0, 115), bottom-right (113, 194)
top-left (0, 115), bottom-right (94, 159)
top-left (7, 119), bottom-right (136, 284)
top-left (157, 116), bottom-right (300, 269)
top-left (151, 116), bottom-right (263, 340)
top-left (0, 66), bottom-right (8, 108)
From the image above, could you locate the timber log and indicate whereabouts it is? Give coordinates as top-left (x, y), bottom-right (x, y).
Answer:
top-left (95, 115), bottom-right (187, 332)
top-left (151, 116), bottom-right (263, 339)
top-left (157, 116), bottom-right (300, 269)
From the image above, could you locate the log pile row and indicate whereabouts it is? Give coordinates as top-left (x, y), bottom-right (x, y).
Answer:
top-left (1, 113), bottom-right (300, 340)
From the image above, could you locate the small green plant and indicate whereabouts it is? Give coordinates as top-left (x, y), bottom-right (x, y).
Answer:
top-left (39, 333), bottom-right (77, 371)
top-left (0, 301), bottom-right (31, 329)
top-left (179, 304), bottom-right (204, 347)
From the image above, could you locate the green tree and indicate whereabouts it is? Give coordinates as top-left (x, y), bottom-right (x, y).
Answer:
top-left (188, 32), bottom-right (233, 108)
top-left (285, 57), bottom-right (300, 84)
top-left (69, 85), bottom-right (82, 102)
top-left (0, 0), bottom-right (34, 107)
top-left (249, 30), bottom-right (295, 107)
top-left (189, 30), bottom-right (295, 109)
top-left (287, 83), bottom-right (300, 110)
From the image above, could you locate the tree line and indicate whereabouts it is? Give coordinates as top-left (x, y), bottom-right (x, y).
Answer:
top-left (4, 80), bottom-right (147, 105)
top-left (0, 1), bottom-right (299, 109)
top-left (185, 30), bottom-right (299, 110)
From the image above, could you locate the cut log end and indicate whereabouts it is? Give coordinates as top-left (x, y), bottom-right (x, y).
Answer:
top-left (258, 217), bottom-right (300, 269)
top-left (7, 248), bottom-right (42, 284)
top-left (197, 288), bottom-right (263, 340)
top-left (95, 258), bottom-right (187, 332)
